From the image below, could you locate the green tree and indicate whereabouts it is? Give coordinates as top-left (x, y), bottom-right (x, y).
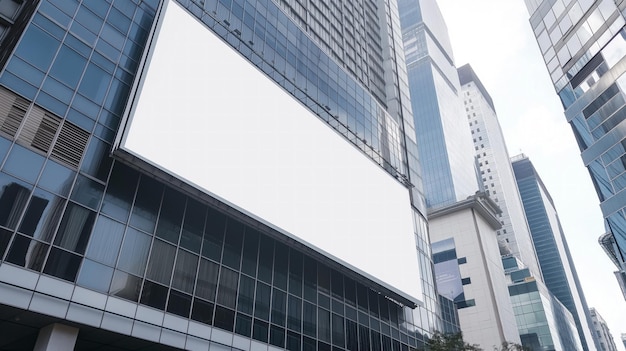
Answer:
top-left (494, 341), bottom-right (531, 351)
top-left (426, 332), bottom-right (482, 351)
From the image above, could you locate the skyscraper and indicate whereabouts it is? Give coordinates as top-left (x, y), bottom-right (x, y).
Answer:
top-left (397, 1), bottom-right (524, 347)
top-left (589, 308), bottom-right (619, 351)
top-left (512, 155), bottom-right (598, 351)
top-left (524, 0), bottom-right (626, 302)
top-left (458, 63), bottom-right (542, 281)
top-left (0, 0), bottom-right (439, 349)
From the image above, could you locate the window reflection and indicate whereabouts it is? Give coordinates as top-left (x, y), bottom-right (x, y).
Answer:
top-left (0, 172), bottom-right (33, 230)
top-left (18, 188), bottom-right (66, 242)
top-left (54, 202), bottom-right (96, 254)
top-left (6, 234), bottom-right (49, 271)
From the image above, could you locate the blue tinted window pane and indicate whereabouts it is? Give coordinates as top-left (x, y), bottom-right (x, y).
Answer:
top-left (0, 137), bottom-right (10, 164)
top-left (49, 45), bottom-right (87, 87)
top-left (43, 247), bottom-right (82, 281)
top-left (80, 137), bottom-right (112, 181)
top-left (101, 163), bottom-right (138, 222)
top-left (70, 174), bottom-right (104, 210)
top-left (3, 144), bottom-right (45, 183)
top-left (54, 202), bottom-right (96, 254)
top-left (6, 234), bottom-right (49, 271)
top-left (86, 215), bottom-right (125, 266)
top-left (75, 6), bottom-right (104, 35)
top-left (117, 227), bottom-right (150, 276)
top-left (34, 91), bottom-right (68, 117)
top-left (78, 63), bottom-right (111, 104)
top-left (18, 187), bottom-right (66, 242)
top-left (130, 175), bottom-right (162, 234)
top-left (14, 26), bottom-right (60, 71)
top-left (0, 72), bottom-right (37, 100)
top-left (32, 13), bottom-right (66, 39)
top-left (5, 56), bottom-right (45, 87)
top-left (66, 109), bottom-right (95, 132)
top-left (38, 159), bottom-right (75, 196)
top-left (41, 77), bottom-right (73, 104)
top-left (38, 2), bottom-right (72, 27)
top-left (77, 259), bottom-right (113, 292)
top-left (0, 172), bottom-right (32, 229)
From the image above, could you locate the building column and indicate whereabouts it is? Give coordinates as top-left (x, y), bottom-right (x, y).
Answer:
top-left (33, 323), bottom-right (79, 351)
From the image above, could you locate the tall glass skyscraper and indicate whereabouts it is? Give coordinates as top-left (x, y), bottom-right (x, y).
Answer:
top-left (512, 155), bottom-right (598, 351)
top-left (0, 0), bottom-right (441, 349)
top-left (524, 0), bottom-right (626, 303)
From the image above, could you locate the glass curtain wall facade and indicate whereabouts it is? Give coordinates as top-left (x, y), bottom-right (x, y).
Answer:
top-left (397, 0), bottom-right (480, 209)
top-left (0, 0), bottom-right (441, 349)
top-left (512, 155), bottom-right (597, 351)
top-left (524, 0), bottom-right (626, 303)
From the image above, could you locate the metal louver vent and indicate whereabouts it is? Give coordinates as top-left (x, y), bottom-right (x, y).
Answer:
top-left (17, 106), bottom-right (61, 153)
top-left (0, 88), bottom-right (28, 137)
top-left (51, 120), bottom-right (89, 168)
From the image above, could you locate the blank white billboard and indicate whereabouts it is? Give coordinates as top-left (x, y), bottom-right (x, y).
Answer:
top-left (116, 0), bottom-right (422, 304)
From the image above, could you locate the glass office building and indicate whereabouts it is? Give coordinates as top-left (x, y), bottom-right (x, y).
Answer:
top-left (524, 0), bottom-right (626, 304)
top-left (512, 155), bottom-right (597, 351)
top-left (0, 0), bottom-right (441, 349)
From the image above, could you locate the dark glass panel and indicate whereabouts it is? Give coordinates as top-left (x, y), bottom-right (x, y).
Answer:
top-left (289, 249), bottom-right (302, 297)
top-left (6, 234), bottom-right (49, 271)
top-left (78, 63), bottom-right (111, 103)
top-left (191, 298), bottom-right (214, 325)
top-left (80, 137), bottom-right (112, 181)
top-left (271, 288), bottom-right (287, 326)
top-left (180, 198), bottom-right (205, 253)
top-left (217, 267), bottom-right (238, 309)
top-left (331, 270), bottom-right (343, 299)
top-left (4, 144), bottom-right (44, 184)
top-left (318, 293), bottom-right (330, 309)
top-left (379, 295), bottom-right (390, 323)
top-left (318, 341), bottom-right (331, 351)
top-left (43, 247), bottom-right (82, 281)
top-left (155, 188), bottom-right (184, 244)
top-left (235, 313), bottom-right (252, 337)
top-left (38, 160), bottom-right (75, 196)
top-left (214, 305), bottom-right (235, 332)
top-left (252, 318), bottom-right (268, 342)
top-left (146, 239), bottom-right (175, 285)
top-left (318, 308), bottom-right (331, 342)
top-left (287, 330), bottom-right (301, 351)
top-left (167, 290), bottom-right (192, 318)
top-left (222, 219), bottom-right (243, 269)
top-left (117, 227), bottom-right (150, 276)
top-left (70, 175), bottom-right (104, 211)
top-left (332, 313), bottom-right (345, 347)
top-left (359, 324), bottom-right (370, 351)
top-left (303, 301), bottom-right (316, 337)
top-left (332, 299), bottom-right (343, 316)
top-left (85, 215), bottom-right (124, 266)
top-left (140, 280), bottom-right (168, 309)
top-left (382, 335), bottom-right (392, 351)
top-left (273, 242), bottom-right (288, 290)
top-left (241, 227), bottom-right (259, 277)
top-left (202, 208), bottom-right (226, 261)
top-left (0, 227), bottom-right (11, 258)
top-left (18, 188), bottom-right (65, 243)
top-left (288, 295), bottom-right (302, 332)
top-left (346, 305), bottom-right (357, 321)
top-left (346, 319), bottom-right (358, 351)
top-left (129, 175), bottom-right (162, 234)
top-left (110, 270), bottom-right (142, 302)
top-left (54, 202), bottom-right (96, 254)
top-left (371, 330), bottom-right (381, 351)
top-left (270, 325), bottom-right (286, 348)
top-left (257, 236), bottom-right (273, 283)
top-left (171, 249), bottom-right (198, 293)
top-left (318, 264), bottom-right (330, 293)
top-left (0, 173), bottom-right (32, 229)
top-left (237, 275), bottom-right (254, 314)
top-left (303, 336), bottom-right (316, 351)
top-left (303, 256), bottom-right (317, 303)
top-left (196, 258), bottom-right (219, 301)
top-left (77, 259), bottom-right (113, 292)
top-left (254, 281), bottom-right (271, 320)
top-left (368, 290), bottom-right (379, 317)
top-left (356, 283), bottom-right (368, 311)
top-left (101, 163), bottom-right (138, 222)
top-left (344, 277), bottom-right (356, 306)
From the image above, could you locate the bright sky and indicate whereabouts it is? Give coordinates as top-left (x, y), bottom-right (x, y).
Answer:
top-left (436, 0), bottom-right (626, 348)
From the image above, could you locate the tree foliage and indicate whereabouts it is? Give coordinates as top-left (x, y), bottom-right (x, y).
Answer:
top-left (426, 333), bottom-right (529, 351)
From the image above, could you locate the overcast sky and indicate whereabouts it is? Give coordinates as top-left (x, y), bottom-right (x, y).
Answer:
top-left (436, 0), bottom-right (626, 348)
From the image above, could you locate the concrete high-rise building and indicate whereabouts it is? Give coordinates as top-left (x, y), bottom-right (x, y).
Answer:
top-left (512, 155), bottom-right (598, 351)
top-left (397, 0), bottom-right (519, 348)
top-left (0, 0), bottom-right (441, 349)
top-left (524, 0), bottom-right (626, 301)
top-left (589, 308), bottom-right (619, 351)
top-left (458, 63), bottom-right (542, 281)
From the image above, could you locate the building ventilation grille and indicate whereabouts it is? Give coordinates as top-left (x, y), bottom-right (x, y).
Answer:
top-left (0, 86), bottom-right (89, 169)
top-left (0, 88), bottom-right (28, 137)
